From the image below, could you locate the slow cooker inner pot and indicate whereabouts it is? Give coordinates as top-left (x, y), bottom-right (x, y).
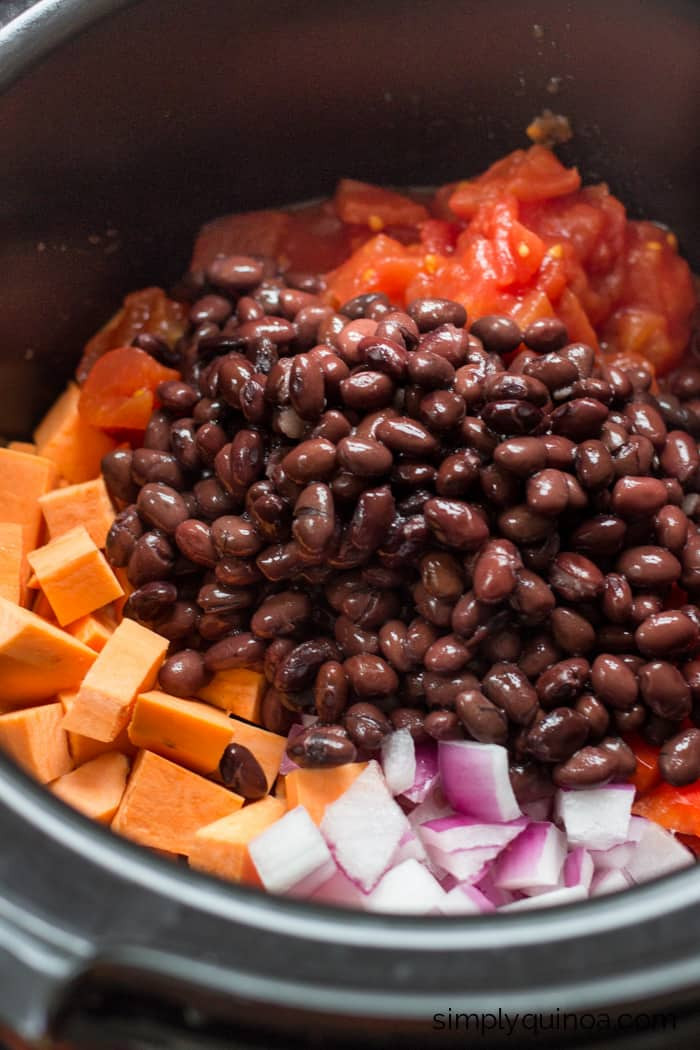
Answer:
top-left (1, 0), bottom-right (699, 439)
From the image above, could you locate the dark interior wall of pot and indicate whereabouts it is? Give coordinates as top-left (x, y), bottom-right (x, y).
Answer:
top-left (1, 0), bottom-right (698, 438)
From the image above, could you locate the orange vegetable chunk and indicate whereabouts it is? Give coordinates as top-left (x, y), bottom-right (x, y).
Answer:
top-left (0, 702), bottom-right (73, 782)
top-left (51, 751), bottom-right (130, 823)
top-left (196, 667), bottom-right (265, 722)
top-left (27, 525), bottom-right (123, 627)
top-left (227, 719), bottom-right (287, 792)
top-left (334, 179), bottom-right (429, 227)
top-left (128, 690), bottom-right (236, 775)
top-left (59, 689), bottom-right (134, 764)
top-left (34, 382), bottom-right (116, 483)
top-left (188, 795), bottom-right (286, 884)
top-left (285, 763), bottom-right (368, 825)
top-left (0, 596), bottom-right (95, 710)
top-left (78, 347), bottom-right (180, 433)
top-left (8, 441), bottom-right (37, 455)
top-left (0, 522), bottom-right (24, 604)
top-left (0, 447), bottom-right (58, 601)
top-left (68, 613), bottom-right (114, 653)
top-left (39, 477), bottom-right (115, 549)
top-left (111, 749), bottom-right (243, 853)
top-left (62, 618), bottom-right (168, 742)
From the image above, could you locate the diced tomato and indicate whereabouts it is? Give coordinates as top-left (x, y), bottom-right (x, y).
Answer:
top-left (333, 179), bottom-right (429, 228)
top-left (557, 287), bottom-right (600, 347)
top-left (632, 779), bottom-right (700, 836)
top-left (281, 202), bottom-right (356, 274)
top-left (324, 234), bottom-right (423, 308)
top-left (448, 146), bottom-right (581, 219)
top-left (623, 733), bottom-right (661, 795)
top-left (190, 209), bottom-right (291, 273)
top-left (419, 220), bottom-right (461, 255)
top-left (79, 347), bottom-right (180, 433)
top-left (78, 287), bottom-right (186, 382)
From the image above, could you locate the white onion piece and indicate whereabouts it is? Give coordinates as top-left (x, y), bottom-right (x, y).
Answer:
top-left (310, 867), bottom-right (369, 908)
top-left (499, 885), bottom-right (588, 912)
top-left (521, 797), bottom-right (552, 822)
top-left (367, 859), bottom-right (446, 914)
top-left (590, 869), bottom-right (631, 896)
top-left (418, 814), bottom-right (527, 854)
top-left (402, 742), bottom-right (440, 804)
top-left (381, 728), bottom-right (416, 796)
top-left (590, 841), bottom-right (637, 871)
top-left (428, 844), bottom-right (503, 883)
top-left (439, 741), bottom-right (521, 822)
top-left (393, 828), bottom-right (431, 867)
top-left (320, 760), bottom-right (409, 892)
top-left (249, 805), bottom-right (334, 894)
top-left (407, 787), bottom-right (454, 829)
top-left (493, 821), bottom-right (567, 892)
top-left (624, 819), bottom-right (694, 884)
top-left (440, 883), bottom-right (496, 915)
top-left (556, 783), bottom-right (634, 851)
top-left (564, 847), bottom-right (594, 891)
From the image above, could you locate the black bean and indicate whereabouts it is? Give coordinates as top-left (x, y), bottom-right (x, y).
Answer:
top-left (159, 649), bottom-right (209, 697)
top-left (220, 742), bottom-right (269, 798)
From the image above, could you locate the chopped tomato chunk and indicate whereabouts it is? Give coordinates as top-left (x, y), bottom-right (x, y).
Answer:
top-left (190, 210), bottom-right (290, 273)
top-left (79, 347), bottom-right (180, 433)
top-left (623, 733), bottom-right (661, 795)
top-left (78, 287), bottom-right (186, 382)
top-left (325, 235), bottom-right (423, 308)
top-left (448, 145), bottom-right (581, 218)
top-left (632, 779), bottom-right (700, 836)
top-left (334, 179), bottom-right (429, 228)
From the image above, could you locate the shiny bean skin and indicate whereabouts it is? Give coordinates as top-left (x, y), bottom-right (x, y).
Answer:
top-left (493, 437), bottom-right (547, 477)
top-left (526, 708), bottom-right (589, 763)
top-left (482, 663), bottom-right (539, 725)
top-left (158, 649), bottom-right (210, 698)
top-left (292, 482), bottom-right (335, 554)
top-left (655, 505), bottom-right (689, 553)
top-left (591, 654), bottom-right (639, 710)
top-left (472, 539), bottom-right (521, 604)
top-left (601, 573), bottom-right (633, 624)
top-left (549, 553), bottom-right (604, 602)
top-left (421, 552), bottom-right (465, 600)
top-left (536, 658), bottom-right (590, 708)
top-left (611, 475), bottom-right (668, 518)
top-left (455, 689), bottom-right (508, 744)
top-left (219, 742), bottom-right (269, 797)
top-left (575, 694), bottom-right (610, 739)
top-left (635, 611), bottom-right (698, 657)
top-left (552, 746), bottom-right (617, 788)
top-left (250, 591), bottom-right (312, 638)
top-left (526, 469), bottom-right (570, 517)
top-left (424, 498), bottom-right (489, 550)
top-left (336, 436), bottom-right (392, 477)
top-left (551, 607), bottom-right (595, 654)
top-left (174, 519), bottom-right (217, 567)
top-left (639, 661), bottom-right (692, 719)
top-left (424, 709), bottom-right (463, 740)
top-left (343, 654), bottom-right (399, 697)
top-left (661, 430), bottom-right (699, 482)
top-left (659, 729), bottom-right (700, 786)
top-left (343, 702), bottom-right (392, 749)
top-left (136, 484), bottom-right (189, 534)
top-left (616, 546), bottom-right (681, 588)
top-left (287, 727), bottom-right (357, 769)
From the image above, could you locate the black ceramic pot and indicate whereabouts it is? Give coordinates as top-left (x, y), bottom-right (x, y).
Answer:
top-left (1, 2), bottom-right (699, 1048)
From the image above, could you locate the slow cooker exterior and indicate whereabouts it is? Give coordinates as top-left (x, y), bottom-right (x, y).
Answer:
top-left (1, 2), bottom-right (700, 1047)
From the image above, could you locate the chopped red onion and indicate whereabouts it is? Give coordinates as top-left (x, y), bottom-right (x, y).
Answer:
top-left (556, 783), bottom-right (634, 851)
top-left (249, 805), bottom-right (334, 894)
top-left (439, 741), bottom-right (521, 822)
top-left (493, 821), bottom-right (567, 893)
top-left (440, 883), bottom-right (496, 915)
top-left (320, 760), bottom-right (409, 892)
top-left (381, 728), bottom-right (416, 796)
top-left (428, 844), bottom-right (503, 883)
top-left (402, 742), bottom-right (440, 804)
top-left (279, 724), bottom-right (305, 775)
top-left (406, 787), bottom-right (454, 829)
top-left (590, 869), bottom-right (631, 896)
top-left (564, 847), bottom-right (594, 891)
top-left (499, 885), bottom-right (588, 912)
top-left (310, 867), bottom-right (369, 908)
top-left (419, 814), bottom-right (527, 854)
top-left (367, 859), bottom-right (446, 914)
top-left (624, 819), bottom-right (695, 884)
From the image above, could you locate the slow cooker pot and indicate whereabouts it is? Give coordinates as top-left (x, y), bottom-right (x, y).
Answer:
top-left (1, 1), bottom-right (700, 1046)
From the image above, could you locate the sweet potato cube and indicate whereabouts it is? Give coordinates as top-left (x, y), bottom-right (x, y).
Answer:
top-left (188, 795), bottom-right (286, 884)
top-left (62, 618), bottom-right (168, 742)
top-left (39, 477), bottom-right (115, 549)
top-left (228, 719), bottom-right (286, 792)
top-left (0, 596), bottom-right (95, 709)
top-left (196, 667), bottom-right (265, 722)
top-left (34, 382), bottom-right (116, 484)
top-left (128, 690), bottom-right (236, 775)
top-left (59, 689), bottom-right (135, 764)
top-left (0, 522), bottom-right (24, 604)
top-left (68, 613), bottom-right (114, 653)
top-left (111, 749), bottom-right (243, 853)
top-left (285, 763), bottom-right (368, 825)
top-left (27, 525), bottom-right (123, 626)
top-left (0, 447), bottom-right (58, 599)
top-left (0, 702), bottom-right (73, 782)
top-left (51, 751), bottom-right (130, 823)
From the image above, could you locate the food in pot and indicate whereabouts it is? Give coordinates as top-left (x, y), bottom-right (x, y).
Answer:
top-left (2, 145), bottom-right (699, 913)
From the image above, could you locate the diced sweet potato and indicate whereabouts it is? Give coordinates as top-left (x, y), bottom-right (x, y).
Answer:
top-left (111, 749), bottom-right (243, 853)
top-left (227, 719), bottom-right (287, 792)
top-left (0, 522), bottom-right (24, 605)
top-left (285, 763), bottom-right (368, 825)
top-left (34, 382), bottom-right (116, 484)
top-left (59, 689), bottom-right (135, 764)
top-left (0, 702), bottom-right (73, 782)
top-left (68, 612), bottom-right (114, 652)
top-left (188, 795), bottom-right (286, 884)
top-left (27, 525), bottom-right (123, 627)
top-left (39, 477), bottom-right (115, 549)
top-left (50, 751), bottom-right (130, 823)
top-left (128, 690), bottom-right (235, 775)
top-left (0, 596), bottom-right (95, 709)
top-left (62, 618), bottom-right (168, 742)
top-left (8, 441), bottom-right (37, 455)
top-left (0, 448), bottom-right (57, 600)
top-left (196, 668), bottom-right (265, 723)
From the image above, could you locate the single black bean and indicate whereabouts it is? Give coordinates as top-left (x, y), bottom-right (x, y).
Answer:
top-left (159, 649), bottom-right (210, 697)
top-left (220, 742), bottom-right (269, 797)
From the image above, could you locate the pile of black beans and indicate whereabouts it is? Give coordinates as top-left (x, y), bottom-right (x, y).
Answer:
top-left (101, 252), bottom-right (700, 800)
